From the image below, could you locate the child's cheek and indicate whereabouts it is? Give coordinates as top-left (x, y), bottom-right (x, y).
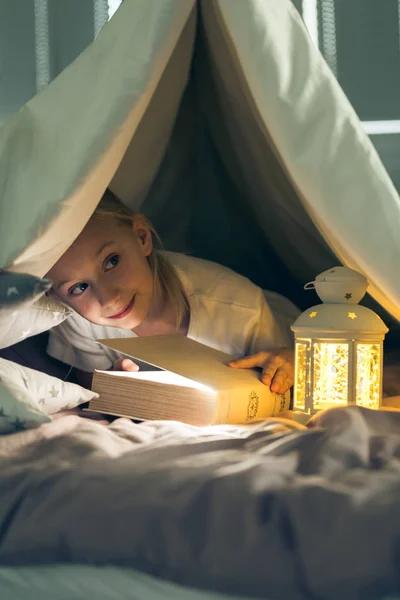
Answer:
top-left (74, 295), bottom-right (98, 321)
top-left (118, 262), bottom-right (132, 285)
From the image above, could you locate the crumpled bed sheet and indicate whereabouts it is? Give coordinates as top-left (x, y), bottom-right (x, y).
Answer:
top-left (0, 406), bottom-right (399, 600)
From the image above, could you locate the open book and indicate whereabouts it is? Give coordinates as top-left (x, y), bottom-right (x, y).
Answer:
top-left (89, 335), bottom-right (290, 426)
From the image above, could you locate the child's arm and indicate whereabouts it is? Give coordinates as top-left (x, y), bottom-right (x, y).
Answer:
top-left (228, 289), bottom-right (296, 394)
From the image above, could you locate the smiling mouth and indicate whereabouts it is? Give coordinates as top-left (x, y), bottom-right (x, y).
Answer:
top-left (108, 295), bottom-right (136, 320)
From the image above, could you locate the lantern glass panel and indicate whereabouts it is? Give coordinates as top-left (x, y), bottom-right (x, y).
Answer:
top-left (313, 342), bottom-right (349, 410)
top-left (294, 340), bottom-right (310, 411)
top-left (356, 343), bottom-right (381, 410)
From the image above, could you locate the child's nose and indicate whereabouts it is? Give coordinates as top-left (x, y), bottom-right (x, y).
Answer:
top-left (97, 287), bottom-right (121, 308)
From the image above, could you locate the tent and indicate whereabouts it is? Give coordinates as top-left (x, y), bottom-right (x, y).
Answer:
top-left (1, 0), bottom-right (400, 349)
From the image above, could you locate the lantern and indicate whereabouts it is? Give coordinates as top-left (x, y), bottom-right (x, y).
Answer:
top-left (291, 267), bottom-right (388, 415)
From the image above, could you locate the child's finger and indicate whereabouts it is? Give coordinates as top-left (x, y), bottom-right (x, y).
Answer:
top-left (260, 360), bottom-right (281, 386)
top-left (261, 352), bottom-right (288, 380)
top-left (272, 373), bottom-right (292, 394)
top-left (270, 369), bottom-right (288, 393)
top-left (229, 352), bottom-right (273, 369)
top-left (121, 358), bottom-right (139, 372)
top-left (113, 358), bottom-right (139, 372)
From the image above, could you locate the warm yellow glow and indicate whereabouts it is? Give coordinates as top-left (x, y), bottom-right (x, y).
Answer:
top-left (356, 344), bottom-right (381, 410)
top-left (294, 341), bottom-right (309, 411)
top-left (313, 343), bottom-right (349, 410)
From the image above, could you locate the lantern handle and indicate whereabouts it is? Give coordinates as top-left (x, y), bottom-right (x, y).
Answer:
top-left (304, 281), bottom-right (316, 290)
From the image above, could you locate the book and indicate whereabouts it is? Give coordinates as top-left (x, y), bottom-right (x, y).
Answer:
top-left (89, 335), bottom-right (290, 426)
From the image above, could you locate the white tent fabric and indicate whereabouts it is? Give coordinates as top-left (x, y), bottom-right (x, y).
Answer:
top-left (1, 0), bottom-right (400, 347)
top-left (0, 0), bottom-right (195, 277)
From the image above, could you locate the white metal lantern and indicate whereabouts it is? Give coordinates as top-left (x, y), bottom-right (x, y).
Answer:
top-left (291, 267), bottom-right (388, 415)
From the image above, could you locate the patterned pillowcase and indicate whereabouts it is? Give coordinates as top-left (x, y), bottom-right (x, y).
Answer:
top-left (0, 271), bottom-right (51, 311)
top-left (0, 381), bottom-right (50, 434)
top-left (0, 358), bottom-right (98, 434)
top-left (0, 270), bottom-right (71, 349)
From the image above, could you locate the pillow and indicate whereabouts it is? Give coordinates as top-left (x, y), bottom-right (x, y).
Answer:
top-left (0, 271), bottom-right (71, 349)
top-left (0, 379), bottom-right (50, 435)
top-left (0, 291), bottom-right (71, 350)
top-left (0, 271), bottom-right (51, 311)
top-left (0, 358), bottom-right (98, 433)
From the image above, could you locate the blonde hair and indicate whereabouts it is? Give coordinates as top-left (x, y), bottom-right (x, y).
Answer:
top-left (92, 189), bottom-right (189, 328)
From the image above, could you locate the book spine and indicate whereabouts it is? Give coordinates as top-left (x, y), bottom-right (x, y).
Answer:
top-left (213, 385), bottom-right (290, 425)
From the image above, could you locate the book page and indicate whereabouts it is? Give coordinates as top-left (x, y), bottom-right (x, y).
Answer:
top-left (95, 369), bottom-right (212, 391)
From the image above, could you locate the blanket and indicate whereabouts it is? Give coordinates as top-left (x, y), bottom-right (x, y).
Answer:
top-left (0, 407), bottom-right (399, 600)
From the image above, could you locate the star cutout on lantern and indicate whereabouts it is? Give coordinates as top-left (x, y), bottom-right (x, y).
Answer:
top-left (348, 312), bottom-right (357, 319)
top-left (344, 293), bottom-right (352, 300)
top-left (6, 286), bottom-right (19, 297)
top-left (52, 311), bottom-right (61, 323)
top-left (49, 386), bottom-right (59, 398)
top-left (309, 311), bottom-right (318, 318)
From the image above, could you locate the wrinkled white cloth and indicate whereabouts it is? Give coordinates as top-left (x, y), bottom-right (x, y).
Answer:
top-left (0, 406), bottom-right (400, 600)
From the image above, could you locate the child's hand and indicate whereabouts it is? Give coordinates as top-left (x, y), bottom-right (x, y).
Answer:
top-left (229, 348), bottom-right (294, 394)
top-left (113, 358), bottom-right (139, 372)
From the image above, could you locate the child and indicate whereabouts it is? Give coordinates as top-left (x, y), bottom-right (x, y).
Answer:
top-left (46, 190), bottom-right (299, 394)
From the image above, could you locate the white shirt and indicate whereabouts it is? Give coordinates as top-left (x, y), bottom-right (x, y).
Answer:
top-left (47, 252), bottom-right (299, 372)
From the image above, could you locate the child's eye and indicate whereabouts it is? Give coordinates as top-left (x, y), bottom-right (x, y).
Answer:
top-left (69, 282), bottom-right (88, 296)
top-left (104, 254), bottom-right (120, 271)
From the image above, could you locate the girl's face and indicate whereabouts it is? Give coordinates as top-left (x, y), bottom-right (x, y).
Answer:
top-left (46, 215), bottom-right (155, 330)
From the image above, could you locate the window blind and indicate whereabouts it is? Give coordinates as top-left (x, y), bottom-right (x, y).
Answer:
top-left (300, 0), bottom-right (400, 123)
top-left (298, 0), bottom-right (400, 190)
top-left (0, 0), bottom-right (120, 122)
